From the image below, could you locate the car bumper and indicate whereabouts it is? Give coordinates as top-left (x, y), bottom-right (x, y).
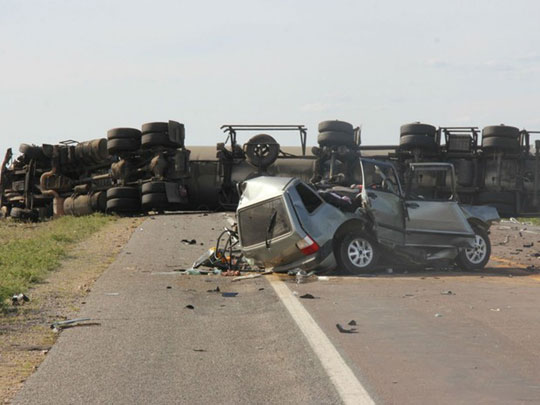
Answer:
top-left (272, 240), bottom-right (335, 273)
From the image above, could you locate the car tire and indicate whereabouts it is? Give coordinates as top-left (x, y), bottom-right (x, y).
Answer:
top-left (142, 181), bottom-right (167, 194)
top-left (318, 120), bottom-right (354, 134)
top-left (107, 128), bottom-right (142, 140)
top-left (107, 138), bottom-right (140, 154)
top-left (106, 187), bottom-right (140, 200)
top-left (245, 134), bottom-right (280, 168)
top-left (482, 125), bottom-right (520, 139)
top-left (106, 198), bottom-right (140, 212)
top-left (481, 136), bottom-right (520, 152)
top-left (337, 231), bottom-right (379, 274)
top-left (456, 227), bottom-right (491, 271)
top-left (399, 134), bottom-right (438, 150)
top-left (400, 123), bottom-right (437, 137)
top-left (317, 131), bottom-right (355, 147)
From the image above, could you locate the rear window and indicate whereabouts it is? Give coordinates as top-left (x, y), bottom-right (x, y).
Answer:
top-left (295, 183), bottom-right (322, 213)
top-left (238, 197), bottom-right (291, 247)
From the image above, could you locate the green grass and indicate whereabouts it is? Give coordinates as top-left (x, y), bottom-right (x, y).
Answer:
top-left (0, 214), bottom-right (116, 308)
top-left (518, 217), bottom-right (540, 226)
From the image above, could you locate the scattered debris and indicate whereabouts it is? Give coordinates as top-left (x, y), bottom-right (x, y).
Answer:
top-left (403, 294), bottom-right (415, 298)
top-left (441, 290), bottom-right (455, 295)
top-left (499, 235), bottom-right (510, 245)
top-left (523, 242), bottom-right (534, 248)
top-left (222, 292), bottom-right (238, 297)
top-left (11, 293), bottom-right (29, 305)
top-left (258, 287), bottom-right (265, 291)
top-left (181, 239), bottom-right (197, 245)
top-left (336, 323), bottom-right (358, 334)
top-left (318, 276), bottom-right (330, 281)
top-left (104, 292), bottom-right (120, 296)
top-left (166, 286), bottom-right (172, 289)
top-left (222, 270), bottom-right (241, 277)
top-left (348, 320), bottom-right (357, 326)
top-left (296, 270), bottom-right (308, 284)
top-left (193, 349), bottom-right (206, 352)
top-left (490, 308), bottom-right (501, 312)
top-left (185, 305), bottom-right (195, 309)
top-left (435, 313), bottom-right (443, 317)
top-left (207, 286), bottom-right (220, 293)
top-left (232, 274), bottom-right (262, 282)
top-left (51, 318), bottom-right (92, 331)
top-left (299, 293), bottom-right (316, 299)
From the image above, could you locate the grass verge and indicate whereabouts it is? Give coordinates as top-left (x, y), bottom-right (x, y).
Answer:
top-left (518, 217), bottom-right (540, 226)
top-left (0, 214), bottom-right (116, 308)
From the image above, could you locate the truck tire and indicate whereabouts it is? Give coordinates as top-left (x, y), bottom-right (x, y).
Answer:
top-left (107, 138), bottom-right (140, 154)
top-left (19, 144), bottom-right (47, 161)
top-left (482, 125), bottom-right (520, 139)
top-left (245, 134), bottom-right (280, 168)
top-left (481, 136), bottom-right (520, 152)
top-left (141, 133), bottom-right (173, 148)
top-left (106, 187), bottom-right (140, 200)
top-left (336, 231), bottom-right (379, 274)
top-left (318, 120), bottom-right (354, 134)
top-left (456, 227), bottom-right (491, 271)
top-left (141, 193), bottom-right (168, 209)
top-left (399, 134), bottom-right (438, 150)
top-left (141, 122), bottom-right (169, 134)
top-left (400, 123), bottom-right (436, 137)
top-left (107, 128), bottom-right (142, 140)
top-left (106, 198), bottom-right (140, 212)
top-left (142, 181), bottom-right (167, 194)
top-left (317, 131), bottom-right (355, 147)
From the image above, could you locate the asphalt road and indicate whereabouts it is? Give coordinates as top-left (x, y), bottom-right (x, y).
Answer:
top-left (13, 213), bottom-right (540, 404)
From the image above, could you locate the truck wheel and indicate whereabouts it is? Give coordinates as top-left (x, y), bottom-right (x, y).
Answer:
top-left (400, 123), bottom-right (436, 137)
top-left (141, 122), bottom-right (169, 134)
top-left (107, 138), bottom-right (140, 155)
top-left (399, 134), bottom-right (438, 151)
top-left (481, 136), bottom-right (520, 152)
top-left (141, 133), bottom-right (173, 148)
top-left (141, 193), bottom-right (168, 207)
top-left (245, 134), bottom-right (280, 168)
top-left (106, 198), bottom-right (140, 212)
top-left (318, 120), bottom-right (354, 134)
top-left (107, 128), bottom-right (142, 140)
top-left (337, 231), bottom-right (379, 274)
top-left (107, 187), bottom-right (140, 200)
top-left (317, 131), bottom-right (355, 147)
top-left (482, 125), bottom-right (520, 139)
top-left (456, 227), bottom-right (491, 271)
top-left (142, 181), bottom-right (167, 194)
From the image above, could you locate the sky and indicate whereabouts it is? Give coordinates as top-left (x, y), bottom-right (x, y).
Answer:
top-left (1, 0), bottom-right (540, 155)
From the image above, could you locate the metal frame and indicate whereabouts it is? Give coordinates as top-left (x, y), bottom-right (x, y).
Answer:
top-left (220, 124), bottom-right (308, 156)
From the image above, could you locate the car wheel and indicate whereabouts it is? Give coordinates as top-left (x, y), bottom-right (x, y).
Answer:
top-left (337, 231), bottom-right (379, 274)
top-left (245, 134), bottom-right (280, 168)
top-left (456, 227), bottom-right (491, 271)
top-left (317, 131), bottom-right (355, 147)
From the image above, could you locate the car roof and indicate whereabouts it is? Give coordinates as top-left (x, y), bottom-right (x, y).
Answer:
top-left (237, 176), bottom-right (296, 209)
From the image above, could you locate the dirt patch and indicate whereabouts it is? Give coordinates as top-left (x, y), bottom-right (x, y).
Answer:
top-left (489, 220), bottom-right (540, 271)
top-left (0, 216), bottom-right (143, 403)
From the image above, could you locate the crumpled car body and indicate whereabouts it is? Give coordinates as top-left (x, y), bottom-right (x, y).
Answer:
top-left (236, 159), bottom-right (499, 274)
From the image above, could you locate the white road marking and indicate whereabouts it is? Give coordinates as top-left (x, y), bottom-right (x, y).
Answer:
top-left (269, 277), bottom-right (376, 405)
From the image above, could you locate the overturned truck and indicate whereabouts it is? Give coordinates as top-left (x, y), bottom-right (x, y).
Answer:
top-left (0, 119), bottom-right (538, 220)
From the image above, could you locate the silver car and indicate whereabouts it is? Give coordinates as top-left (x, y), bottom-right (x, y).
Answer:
top-left (236, 159), bottom-right (499, 274)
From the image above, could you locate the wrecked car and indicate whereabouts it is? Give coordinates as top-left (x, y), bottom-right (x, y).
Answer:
top-left (236, 159), bottom-right (499, 274)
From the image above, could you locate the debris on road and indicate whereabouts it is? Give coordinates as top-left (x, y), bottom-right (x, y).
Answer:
top-left (441, 290), bottom-right (455, 295)
top-left (500, 235), bottom-right (510, 245)
top-left (490, 308), bottom-right (501, 312)
top-left (181, 239), bottom-right (197, 245)
top-left (51, 318), bottom-right (92, 331)
top-left (104, 292), bottom-right (120, 296)
top-left (222, 292), bottom-right (238, 297)
top-left (11, 293), bottom-right (29, 305)
top-left (348, 320), bottom-right (357, 326)
top-left (207, 286), bottom-right (220, 293)
top-left (435, 313), bottom-right (443, 317)
top-left (523, 242), bottom-right (534, 248)
top-left (185, 305), bottom-right (195, 309)
top-left (299, 293), bottom-right (316, 299)
top-left (336, 323), bottom-right (358, 334)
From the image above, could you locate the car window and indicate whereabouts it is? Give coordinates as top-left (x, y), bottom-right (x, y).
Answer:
top-left (238, 197), bottom-right (291, 247)
top-left (295, 183), bottom-right (323, 213)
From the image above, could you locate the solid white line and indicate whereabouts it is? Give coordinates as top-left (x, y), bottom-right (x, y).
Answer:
top-left (269, 278), bottom-right (376, 405)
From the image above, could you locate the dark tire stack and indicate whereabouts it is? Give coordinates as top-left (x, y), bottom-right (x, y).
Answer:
top-left (107, 128), bottom-right (141, 155)
top-left (141, 181), bottom-right (169, 211)
top-left (106, 186), bottom-right (140, 213)
top-left (399, 122), bottom-right (438, 151)
top-left (481, 125), bottom-right (520, 153)
top-left (317, 120), bottom-right (355, 147)
top-left (141, 122), bottom-right (184, 149)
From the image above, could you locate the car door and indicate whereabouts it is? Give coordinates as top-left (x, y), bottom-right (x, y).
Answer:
top-left (361, 159), bottom-right (405, 246)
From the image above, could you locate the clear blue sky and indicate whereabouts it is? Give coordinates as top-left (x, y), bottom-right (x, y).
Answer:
top-left (1, 0), bottom-right (539, 154)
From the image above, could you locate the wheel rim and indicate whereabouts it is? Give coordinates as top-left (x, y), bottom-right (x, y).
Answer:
top-left (465, 235), bottom-right (487, 264)
top-left (347, 238), bottom-right (374, 268)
